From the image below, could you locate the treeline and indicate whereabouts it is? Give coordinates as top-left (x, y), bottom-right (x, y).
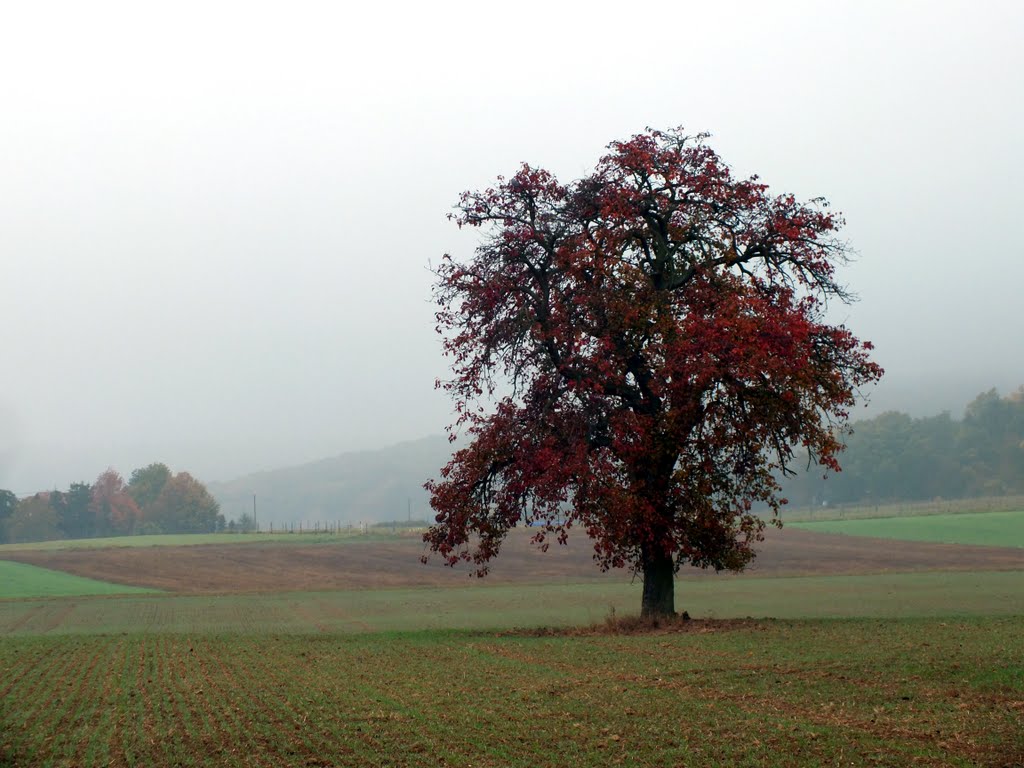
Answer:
top-left (0, 464), bottom-right (223, 544)
top-left (784, 387), bottom-right (1024, 508)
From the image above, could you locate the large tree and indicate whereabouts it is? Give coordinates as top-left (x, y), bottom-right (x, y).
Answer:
top-left (424, 128), bottom-right (882, 617)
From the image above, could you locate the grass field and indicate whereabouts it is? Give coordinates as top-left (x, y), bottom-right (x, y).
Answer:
top-left (2, 571), bottom-right (1023, 636)
top-left (1, 618), bottom-right (1021, 767)
top-left (0, 530), bottom-right (384, 553)
top-left (790, 509), bottom-right (1024, 548)
top-left (0, 561), bottom-right (159, 600)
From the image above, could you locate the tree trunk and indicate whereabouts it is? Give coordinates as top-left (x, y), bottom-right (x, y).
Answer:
top-left (641, 546), bottom-right (675, 618)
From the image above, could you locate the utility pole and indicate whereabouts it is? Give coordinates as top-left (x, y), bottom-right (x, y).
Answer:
top-left (253, 494), bottom-right (257, 533)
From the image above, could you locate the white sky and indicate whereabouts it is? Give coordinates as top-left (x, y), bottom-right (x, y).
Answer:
top-left (2, 0), bottom-right (1022, 492)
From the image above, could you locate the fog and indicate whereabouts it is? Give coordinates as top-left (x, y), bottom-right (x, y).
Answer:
top-left (2, 1), bottom-right (1022, 494)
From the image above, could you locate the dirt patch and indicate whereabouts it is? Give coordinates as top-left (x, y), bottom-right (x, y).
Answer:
top-left (742, 527), bottom-right (1023, 576)
top-left (1, 527), bottom-right (1020, 594)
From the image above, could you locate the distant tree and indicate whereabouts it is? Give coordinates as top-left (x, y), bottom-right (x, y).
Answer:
top-left (915, 413), bottom-right (968, 498)
top-left (52, 482), bottom-right (94, 539)
top-left (779, 385), bottom-right (1024, 506)
top-left (959, 388), bottom-right (1024, 495)
top-left (1008, 388), bottom-right (1024, 490)
top-left (844, 411), bottom-right (917, 502)
top-left (233, 513), bottom-right (257, 532)
top-left (0, 489), bottom-right (17, 543)
top-left (8, 494), bottom-right (61, 543)
top-left (91, 469), bottom-right (141, 536)
top-left (127, 463), bottom-right (172, 511)
top-left (424, 127), bottom-right (882, 618)
top-left (146, 472), bottom-right (223, 534)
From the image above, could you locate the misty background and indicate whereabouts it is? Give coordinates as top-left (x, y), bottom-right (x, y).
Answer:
top-left (2, 1), bottom-right (1022, 505)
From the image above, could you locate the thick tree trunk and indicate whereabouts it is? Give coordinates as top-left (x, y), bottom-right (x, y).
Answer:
top-left (641, 546), bottom-right (675, 618)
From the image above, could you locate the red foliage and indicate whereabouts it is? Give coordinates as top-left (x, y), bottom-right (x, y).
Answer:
top-left (424, 128), bottom-right (882, 614)
top-left (91, 468), bottom-right (141, 536)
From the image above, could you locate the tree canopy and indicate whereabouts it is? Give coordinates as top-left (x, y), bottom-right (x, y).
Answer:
top-left (90, 469), bottom-right (141, 537)
top-left (6, 494), bottom-right (60, 544)
top-left (424, 127), bottom-right (882, 617)
top-left (145, 472), bottom-right (222, 534)
top-left (127, 463), bottom-right (172, 510)
top-left (52, 482), bottom-right (94, 539)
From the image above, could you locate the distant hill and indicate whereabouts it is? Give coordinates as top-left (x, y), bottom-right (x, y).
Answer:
top-left (209, 435), bottom-right (454, 528)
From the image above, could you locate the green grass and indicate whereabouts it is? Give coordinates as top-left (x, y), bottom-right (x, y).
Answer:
top-left (2, 570), bottom-right (1022, 636)
top-left (781, 494), bottom-right (1024, 522)
top-left (1, 618), bottom-right (1021, 767)
top-left (0, 560), bottom-right (159, 599)
top-left (0, 529), bottom-right (397, 553)
top-left (790, 509), bottom-right (1024, 548)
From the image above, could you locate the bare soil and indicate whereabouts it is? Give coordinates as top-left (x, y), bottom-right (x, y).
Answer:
top-left (1, 526), bottom-right (1021, 594)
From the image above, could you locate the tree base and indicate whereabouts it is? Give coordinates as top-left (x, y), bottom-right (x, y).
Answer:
top-left (641, 549), bottom-right (676, 618)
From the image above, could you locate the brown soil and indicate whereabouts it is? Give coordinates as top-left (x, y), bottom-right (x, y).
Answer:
top-left (2, 526), bottom-right (1021, 594)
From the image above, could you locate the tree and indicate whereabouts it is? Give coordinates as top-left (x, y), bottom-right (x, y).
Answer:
top-left (233, 512), bottom-right (257, 532)
top-left (424, 128), bottom-right (882, 617)
top-left (959, 388), bottom-right (1024, 495)
top-left (91, 469), bottom-right (141, 536)
top-left (146, 472), bottom-right (223, 534)
top-left (778, 385), bottom-right (1024, 506)
top-left (8, 494), bottom-right (61, 543)
top-left (0, 489), bottom-right (17, 544)
top-left (127, 463), bottom-right (172, 511)
top-left (53, 482), bottom-right (94, 539)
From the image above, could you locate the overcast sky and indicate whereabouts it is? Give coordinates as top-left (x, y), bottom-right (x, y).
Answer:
top-left (2, 1), bottom-right (1022, 493)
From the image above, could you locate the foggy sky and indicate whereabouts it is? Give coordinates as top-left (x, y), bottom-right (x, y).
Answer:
top-left (2, 1), bottom-right (1022, 493)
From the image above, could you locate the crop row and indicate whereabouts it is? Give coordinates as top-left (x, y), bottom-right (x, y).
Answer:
top-left (1, 618), bottom-right (1022, 767)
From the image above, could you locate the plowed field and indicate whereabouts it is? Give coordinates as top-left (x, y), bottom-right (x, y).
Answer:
top-left (2, 526), bottom-right (1021, 594)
